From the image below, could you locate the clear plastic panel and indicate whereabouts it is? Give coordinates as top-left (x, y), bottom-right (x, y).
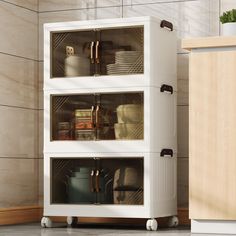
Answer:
top-left (51, 30), bottom-right (95, 78)
top-left (98, 158), bottom-right (144, 205)
top-left (50, 26), bottom-right (144, 78)
top-left (51, 157), bottom-right (143, 205)
top-left (99, 27), bottom-right (144, 76)
top-left (51, 94), bottom-right (95, 141)
top-left (51, 158), bottom-right (95, 204)
top-left (51, 92), bottom-right (144, 141)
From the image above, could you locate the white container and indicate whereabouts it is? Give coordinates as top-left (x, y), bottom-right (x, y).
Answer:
top-left (113, 167), bottom-right (141, 189)
top-left (65, 55), bottom-right (90, 77)
top-left (116, 104), bottom-right (143, 123)
top-left (114, 123), bottom-right (143, 140)
top-left (222, 22), bottom-right (236, 36)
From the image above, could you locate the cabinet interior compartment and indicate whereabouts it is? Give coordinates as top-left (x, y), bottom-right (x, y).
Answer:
top-left (50, 26), bottom-right (144, 78)
top-left (50, 157), bottom-right (144, 205)
top-left (50, 92), bottom-right (144, 141)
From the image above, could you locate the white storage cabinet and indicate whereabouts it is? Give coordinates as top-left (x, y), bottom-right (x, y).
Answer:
top-left (42, 16), bottom-right (177, 231)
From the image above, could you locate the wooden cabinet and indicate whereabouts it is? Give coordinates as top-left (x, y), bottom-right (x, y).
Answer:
top-left (183, 36), bottom-right (236, 234)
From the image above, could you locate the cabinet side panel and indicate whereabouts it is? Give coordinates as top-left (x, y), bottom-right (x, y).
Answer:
top-left (150, 21), bottom-right (177, 89)
top-left (151, 154), bottom-right (177, 218)
top-left (189, 50), bottom-right (236, 220)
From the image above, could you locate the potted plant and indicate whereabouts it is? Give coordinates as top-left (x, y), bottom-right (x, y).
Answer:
top-left (220, 9), bottom-right (236, 36)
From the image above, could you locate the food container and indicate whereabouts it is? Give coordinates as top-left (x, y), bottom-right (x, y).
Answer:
top-left (75, 120), bottom-right (93, 130)
top-left (68, 177), bottom-right (95, 203)
top-left (113, 167), bottom-right (141, 189)
top-left (74, 167), bottom-right (91, 173)
top-left (75, 130), bottom-right (95, 140)
top-left (65, 55), bottom-right (90, 77)
top-left (72, 167), bottom-right (91, 178)
top-left (58, 130), bottom-right (72, 140)
top-left (116, 104), bottom-right (143, 123)
top-left (114, 123), bottom-right (143, 140)
top-left (58, 122), bottom-right (70, 130)
top-left (75, 109), bottom-right (93, 119)
top-left (113, 190), bottom-right (143, 205)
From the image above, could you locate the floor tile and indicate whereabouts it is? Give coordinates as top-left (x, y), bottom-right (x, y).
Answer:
top-left (0, 223), bottom-right (192, 236)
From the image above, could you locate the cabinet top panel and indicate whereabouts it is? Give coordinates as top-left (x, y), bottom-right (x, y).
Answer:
top-left (44, 16), bottom-right (164, 31)
top-left (182, 36), bottom-right (236, 51)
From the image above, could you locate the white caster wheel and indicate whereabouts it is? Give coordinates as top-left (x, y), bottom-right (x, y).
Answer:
top-left (67, 216), bottom-right (77, 227)
top-left (41, 217), bottom-right (52, 228)
top-left (168, 216), bottom-right (179, 227)
top-left (146, 218), bottom-right (158, 231)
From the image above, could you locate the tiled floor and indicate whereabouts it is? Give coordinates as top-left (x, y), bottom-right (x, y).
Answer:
top-left (0, 223), bottom-right (194, 236)
top-left (0, 223), bottom-right (221, 236)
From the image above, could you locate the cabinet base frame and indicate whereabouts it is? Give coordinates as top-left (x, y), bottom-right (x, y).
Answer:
top-left (0, 206), bottom-right (188, 226)
top-left (192, 219), bottom-right (236, 234)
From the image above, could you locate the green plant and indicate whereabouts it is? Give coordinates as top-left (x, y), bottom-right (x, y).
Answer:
top-left (220, 9), bottom-right (236, 24)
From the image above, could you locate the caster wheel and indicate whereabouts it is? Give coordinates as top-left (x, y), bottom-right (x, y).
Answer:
top-left (168, 216), bottom-right (179, 227)
top-left (67, 216), bottom-right (77, 227)
top-left (41, 217), bottom-right (52, 228)
top-left (146, 218), bottom-right (158, 231)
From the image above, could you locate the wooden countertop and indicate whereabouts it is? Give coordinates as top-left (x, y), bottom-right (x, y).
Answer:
top-left (182, 36), bottom-right (236, 51)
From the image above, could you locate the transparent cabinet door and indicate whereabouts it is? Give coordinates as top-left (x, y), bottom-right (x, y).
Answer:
top-left (51, 92), bottom-right (144, 141)
top-left (51, 157), bottom-right (144, 205)
top-left (97, 158), bottom-right (144, 205)
top-left (51, 158), bottom-right (96, 204)
top-left (51, 30), bottom-right (96, 78)
top-left (97, 26), bottom-right (144, 76)
top-left (51, 94), bottom-right (96, 141)
top-left (50, 26), bottom-right (144, 78)
top-left (98, 92), bottom-right (144, 140)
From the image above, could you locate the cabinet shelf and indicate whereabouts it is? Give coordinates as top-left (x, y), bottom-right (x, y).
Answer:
top-left (51, 157), bottom-right (144, 206)
top-left (51, 92), bottom-right (144, 141)
top-left (51, 26), bottom-right (144, 78)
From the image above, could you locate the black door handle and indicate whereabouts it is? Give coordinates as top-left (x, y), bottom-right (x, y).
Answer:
top-left (160, 149), bottom-right (173, 157)
top-left (160, 84), bottom-right (173, 94)
top-left (160, 20), bottom-right (173, 31)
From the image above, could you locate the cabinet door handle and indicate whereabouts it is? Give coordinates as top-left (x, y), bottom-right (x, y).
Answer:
top-left (160, 20), bottom-right (173, 31)
top-left (95, 105), bottom-right (100, 127)
top-left (90, 170), bottom-right (95, 192)
top-left (95, 41), bottom-right (100, 64)
top-left (95, 170), bottom-right (100, 192)
top-left (160, 149), bottom-right (173, 157)
top-left (160, 84), bottom-right (173, 94)
top-left (91, 106), bottom-right (95, 127)
top-left (90, 41), bottom-right (95, 64)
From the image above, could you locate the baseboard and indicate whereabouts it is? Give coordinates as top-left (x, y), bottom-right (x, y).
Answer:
top-left (178, 208), bottom-right (190, 226)
top-left (0, 206), bottom-right (189, 226)
top-left (0, 206), bottom-right (43, 225)
top-left (191, 219), bottom-right (236, 234)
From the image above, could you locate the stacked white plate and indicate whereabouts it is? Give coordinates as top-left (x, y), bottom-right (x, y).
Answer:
top-left (107, 63), bottom-right (133, 75)
top-left (107, 51), bottom-right (143, 75)
top-left (115, 51), bottom-right (142, 63)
